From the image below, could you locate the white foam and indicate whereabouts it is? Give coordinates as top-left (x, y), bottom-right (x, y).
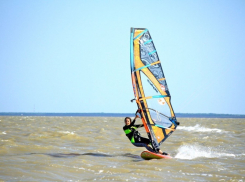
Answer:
top-left (175, 144), bottom-right (236, 160)
top-left (95, 170), bottom-right (103, 174)
top-left (178, 124), bottom-right (225, 133)
top-left (59, 131), bottom-right (75, 135)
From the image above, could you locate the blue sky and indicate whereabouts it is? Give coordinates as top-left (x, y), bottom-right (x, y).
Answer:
top-left (0, 0), bottom-right (245, 114)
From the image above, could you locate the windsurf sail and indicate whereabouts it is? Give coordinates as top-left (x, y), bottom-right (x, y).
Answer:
top-left (130, 28), bottom-right (179, 152)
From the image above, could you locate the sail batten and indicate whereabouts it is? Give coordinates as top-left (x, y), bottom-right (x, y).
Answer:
top-left (144, 39), bottom-right (153, 45)
top-left (149, 50), bottom-right (157, 55)
top-left (134, 61), bottom-right (160, 72)
top-left (134, 29), bottom-right (148, 40)
top-left (130, 27), bottom-right (178, 151)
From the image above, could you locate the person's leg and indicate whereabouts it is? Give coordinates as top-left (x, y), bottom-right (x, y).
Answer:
top-left (139, 137), bottom-right (151, 144)
top-left (132, 142), bottom-right (155, 153)
top-left (140, 138), bottom-right (168, 155)
top-left (156, 148), bottom-right (168, 155)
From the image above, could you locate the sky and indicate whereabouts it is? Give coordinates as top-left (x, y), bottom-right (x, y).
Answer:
top-left (0, 0), bottom-right (245, 114)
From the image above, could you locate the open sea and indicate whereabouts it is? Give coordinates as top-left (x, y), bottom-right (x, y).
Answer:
top-left (0, 116), bottom-right (244, 181)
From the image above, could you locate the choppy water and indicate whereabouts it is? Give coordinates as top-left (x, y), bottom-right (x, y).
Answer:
top-left (0, 116), bottom-right (244, 181)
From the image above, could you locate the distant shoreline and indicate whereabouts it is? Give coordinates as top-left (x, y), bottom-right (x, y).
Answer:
top-left (0, 112), bottom-right (244, 118)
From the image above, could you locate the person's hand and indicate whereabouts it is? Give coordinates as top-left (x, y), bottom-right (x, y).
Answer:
top-left (137, 109), bottom-right (141, 113)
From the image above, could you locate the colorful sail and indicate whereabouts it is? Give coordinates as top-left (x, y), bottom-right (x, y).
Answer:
top-left (130, 28), bottom-right (178, 151)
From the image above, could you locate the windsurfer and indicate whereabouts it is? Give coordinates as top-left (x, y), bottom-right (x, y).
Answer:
top-left (123, 109), bottom-right (166, 155)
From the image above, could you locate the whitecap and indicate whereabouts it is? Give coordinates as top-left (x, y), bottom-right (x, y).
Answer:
top-left (175, 144), bottom-right (236, 160)
top-left (95, 170), bottom-right (103, 174)
top-left (58, 131), bottom-right (75, 135)
top-left (178, 124), bottom-right (225, 133)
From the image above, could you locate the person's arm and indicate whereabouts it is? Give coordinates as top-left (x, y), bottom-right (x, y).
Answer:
top-left (135, 124), bottom-right (144, 128)
top-left (132, 113), bottom-right (144, 127)
top-left (130, 118), bottom-right (136, 126)
top-left (130, 109), bottom-right (141, 126)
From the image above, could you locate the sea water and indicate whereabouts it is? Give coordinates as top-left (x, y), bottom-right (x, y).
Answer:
top-left (0, 116), bottom-right (244, 181)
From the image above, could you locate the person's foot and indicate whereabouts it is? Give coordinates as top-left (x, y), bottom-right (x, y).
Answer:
top-left (162, 152), bottom-right (168, 155)
top-left (158, 150), bottom-right (168, 155)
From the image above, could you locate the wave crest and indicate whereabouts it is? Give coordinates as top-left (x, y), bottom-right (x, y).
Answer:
top-left (178, 124), bottom-right (226, 133)
top-left (175, 144), bottom-right (236, 160)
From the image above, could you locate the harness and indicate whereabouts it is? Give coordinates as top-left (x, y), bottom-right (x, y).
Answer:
top-left (124, 126), bottom-right (141, 143)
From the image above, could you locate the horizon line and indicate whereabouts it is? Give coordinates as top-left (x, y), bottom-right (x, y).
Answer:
top-left (0, 112), bottom-right (244, 115)
top-left (0, 112), bottom-right (245, 118)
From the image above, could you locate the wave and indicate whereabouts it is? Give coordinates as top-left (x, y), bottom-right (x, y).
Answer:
top-left (178, 124), bottom-right (226, 133)
top-left (58, 131), bottom-right (75, 135)
top-left (175, 144), bottom-right (236, 160)
top-left (1, 131), bottom-right (7, 135)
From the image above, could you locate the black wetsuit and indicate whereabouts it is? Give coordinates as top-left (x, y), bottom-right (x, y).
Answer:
top-left (123, 119), bottom-right (155, 153)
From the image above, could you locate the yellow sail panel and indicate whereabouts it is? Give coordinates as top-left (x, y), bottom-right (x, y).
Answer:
top-left (165, 124), bottom-right (176, 135)
top-left (152, 125), bottom-right (165, 143)
top-left (135, 71), bottom-right (145, 98)
top-left (134, 29), bottom-right (146, 40)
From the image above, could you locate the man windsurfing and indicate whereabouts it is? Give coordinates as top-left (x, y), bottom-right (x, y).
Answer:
top-left (123, 109), bottom-right (167, 155)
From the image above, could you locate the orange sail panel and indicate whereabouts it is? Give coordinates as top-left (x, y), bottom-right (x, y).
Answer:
top-left (130, 28), bottom-right (178, 150)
